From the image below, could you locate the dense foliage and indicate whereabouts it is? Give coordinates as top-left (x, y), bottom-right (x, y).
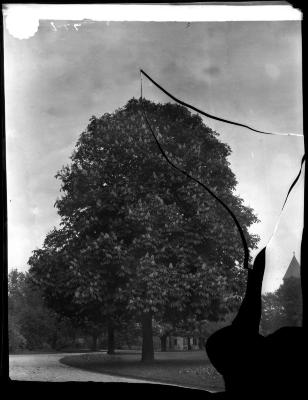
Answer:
top-left (28, 98), bottom-right (259, 360)
top-left (8, 269), bottom-right (76, 352)
top-left (261, 276), bottom-right (302, 335)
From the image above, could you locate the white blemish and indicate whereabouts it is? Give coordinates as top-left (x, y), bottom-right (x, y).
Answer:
top-left (5, 7), bottom-right (39, 39)
top-left (50, 21), bottom-right (57, 31)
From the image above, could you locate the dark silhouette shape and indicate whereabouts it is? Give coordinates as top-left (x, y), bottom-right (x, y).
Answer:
top-left (206, 248), bottom-right (305, 396)
top-left (138, 70), bottom-right (306, 396)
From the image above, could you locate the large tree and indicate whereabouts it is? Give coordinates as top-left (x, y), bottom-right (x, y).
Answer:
top-left (29, 98), bottom-right (259, 361)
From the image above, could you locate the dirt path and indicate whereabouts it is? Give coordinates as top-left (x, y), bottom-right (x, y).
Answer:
top-left (9, 352), bottom-right (157, 383)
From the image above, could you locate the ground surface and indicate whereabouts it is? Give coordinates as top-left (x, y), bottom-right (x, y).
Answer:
top-left (60, 350), bottom-right (225, 391)
top-left (9, 352), bottom-right (157, 383)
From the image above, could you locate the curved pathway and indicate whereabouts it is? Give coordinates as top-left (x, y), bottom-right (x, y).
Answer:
top-left (9, 352), bottom-right (156, 383)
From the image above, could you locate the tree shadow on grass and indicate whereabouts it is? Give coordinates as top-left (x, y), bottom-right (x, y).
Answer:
top-left (59, 353), bottom-right (224, 391)
top-left (61, 353), bottom-right (213, 369)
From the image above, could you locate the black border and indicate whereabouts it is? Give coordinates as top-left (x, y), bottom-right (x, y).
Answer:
top-left (1, 2), bottom-right (306, 399)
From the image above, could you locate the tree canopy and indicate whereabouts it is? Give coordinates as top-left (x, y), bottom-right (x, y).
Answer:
top-left (28, 98), bottom-right (259, 361)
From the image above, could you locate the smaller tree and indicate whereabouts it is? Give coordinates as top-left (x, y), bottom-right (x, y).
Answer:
top-left (8, 269), bottom-right (76, 352)
top-left (28, 225), bottom-right (132, 354)
top-left (276, 277), bottom-right (302, 327)
top-left (260, 291), bottom-right (285, 335)
top-left (8, 318), bottom-right (27, 353)
top-left (260, 277), bottom-right (302, 335)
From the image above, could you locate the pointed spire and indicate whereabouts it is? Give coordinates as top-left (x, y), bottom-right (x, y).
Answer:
top-left (283, 252), bottom-right (300, 280)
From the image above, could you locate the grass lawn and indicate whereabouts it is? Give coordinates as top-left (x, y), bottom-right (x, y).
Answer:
top-left (60, 350), bottom-right (225, 391)
top-left (9, 348), bottom-right (94, 355)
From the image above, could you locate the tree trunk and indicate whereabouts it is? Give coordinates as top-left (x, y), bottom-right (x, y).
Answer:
top-left (91, 333), bottom-right (98, 351)
top-left (51, 331), bottom-right (58, 350)
top-left (198, 336), bottom-right (203, 350)
top-left (107, 323), bottom-right (115, 354)
top-left (160, 334), bottom-right (167, 352)
top-left (141, 312), bottom-right (154, 362)
top-left (187, 336), bottom-right (191, 350)
top-left (168, 335), bottom-right (172, 350)
top-left (125, 334), bottom-right (132, 350)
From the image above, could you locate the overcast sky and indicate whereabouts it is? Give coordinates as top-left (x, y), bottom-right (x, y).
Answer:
top-left (4, 19), bottom-right (303, 293)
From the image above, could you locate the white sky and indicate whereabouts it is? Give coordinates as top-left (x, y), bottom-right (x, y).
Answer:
top-left (4, 4), bottom-right (304, 293)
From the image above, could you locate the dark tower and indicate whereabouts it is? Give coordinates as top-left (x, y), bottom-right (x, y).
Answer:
top-left (283, 252), bottom-right (301, 281)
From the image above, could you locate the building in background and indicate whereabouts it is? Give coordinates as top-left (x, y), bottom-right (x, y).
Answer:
top-left (283, 252), bottom-right (300, 281)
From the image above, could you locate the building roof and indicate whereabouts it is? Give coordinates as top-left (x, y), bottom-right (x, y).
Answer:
top-left (283, 253), bottom-right (300, 280)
